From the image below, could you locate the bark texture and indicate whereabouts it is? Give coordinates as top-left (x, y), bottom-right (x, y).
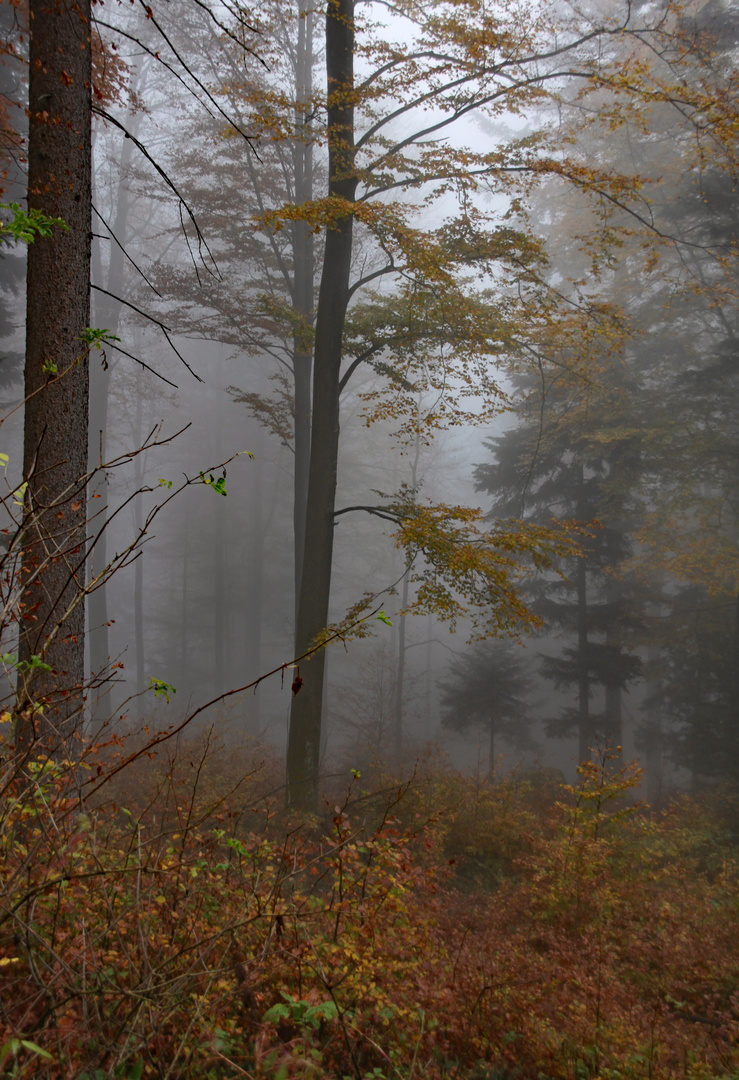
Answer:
top-left (286, 0), bottom-right (355, 809)
top-left (18, 0), bottom-right (91, 743)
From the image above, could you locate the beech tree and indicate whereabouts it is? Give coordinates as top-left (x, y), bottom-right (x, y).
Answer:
top-left (278, 0), bottom-right (697, 808)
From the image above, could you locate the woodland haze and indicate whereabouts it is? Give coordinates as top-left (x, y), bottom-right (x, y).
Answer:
top-left (0, 0), bottom-right (737, 1074)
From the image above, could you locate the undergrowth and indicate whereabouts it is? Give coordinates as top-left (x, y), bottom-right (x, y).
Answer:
top-left (1, 727), bottom-right (738, 1080)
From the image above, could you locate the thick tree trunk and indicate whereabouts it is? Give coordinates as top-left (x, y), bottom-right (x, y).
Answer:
top-left (286, 0), bottom-right (355, 810)
top-left (18, 0), bottom-right (91, 745)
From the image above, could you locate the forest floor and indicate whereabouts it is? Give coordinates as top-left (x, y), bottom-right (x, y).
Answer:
top-left (1, 730), bottom-right (738, 1080)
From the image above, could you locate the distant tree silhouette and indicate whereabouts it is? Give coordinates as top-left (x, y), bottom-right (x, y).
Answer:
top-left (439, 641), bottom-right (537, 773)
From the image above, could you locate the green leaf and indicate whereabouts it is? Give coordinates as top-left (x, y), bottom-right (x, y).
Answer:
top-left (303, 1001), bottom-right (339, 1028)
top-left (200, 470), bottom-right (227, 496)
top-left (16, 654), bottom-right (52, 673)
top-left (149, 677), bottom-right (176, 702)
top-left (376, 610), bottom-right (393, 626)
top-left (262, 1003), bottom-right (291, 1024)
top-left (0, 202), bottom-right (67, 244)
top-left (19, 1040), bottom-right (53, 1061)
top-left (80, 327), bottom-right (121, 349)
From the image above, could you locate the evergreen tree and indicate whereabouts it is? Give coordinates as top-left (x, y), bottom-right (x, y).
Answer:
top-left (439, 641), bottom-right (537, 771)
top-left (474, 370), bottom-right (644, 763)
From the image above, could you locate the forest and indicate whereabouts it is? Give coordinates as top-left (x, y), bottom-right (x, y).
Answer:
top-left (0, 0), bottom-right (737, 1075)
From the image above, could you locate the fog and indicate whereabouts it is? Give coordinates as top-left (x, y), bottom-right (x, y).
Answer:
top-left (2, 0), bottom-right (737, 801)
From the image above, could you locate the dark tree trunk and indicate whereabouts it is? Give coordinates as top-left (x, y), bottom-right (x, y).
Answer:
top-left (286, 0), bottom-right (356, 809)
top-left (18, 0), bottom-right (91, 745)
top-left (730, 589), bottom-right (739, 767)
top-left (292, 0), bottom-right (314, 620)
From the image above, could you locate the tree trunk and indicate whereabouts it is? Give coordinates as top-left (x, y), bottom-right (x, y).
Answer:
top-left (576, 461), bottom-right (591, 764)
top-left (133, 366), bottom-right (146, 711)
top-left (18, 0), bottom-right (91, 746)
top-left (286, 0), bottom-right (356, 810)
top-left (89, 117), bottom-right (139, 724)
top-left (393, 426), bottom-right (420, 760)
top-left (393, 568), bottom-right (409, 761)
top-left (292, 0), bottom-right (314, 622)
top-left (213, 389), bottom-right (227, 695)
top-left (604, 546), bottom-right (623, 763)
top-left (729, 589), bottom-right (739, 770)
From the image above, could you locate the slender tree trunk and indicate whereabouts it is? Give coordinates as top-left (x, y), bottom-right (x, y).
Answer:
top-left (393, 569), bottom-right (409, 760)
top-left (604, 643), bottom-right (622, 755)
top-left (604, 540), bottom-right (623, 762)
top-left (576, 461), bottom-right (591, 763)
top-left (18, 0), bottom-right (91, 745)
top-left (213, 390), bottom-right (226, 695)
top-left (729, 589), bottom-right (739, 772)
top-left (488, 715), bottom-right (495, 779)
top-left (393, 425), bottom-right (420, 759)
top-left (292, 0), bottom-right (314, 621)
top-left (133, 368), bottom-right (145, 710)
top-left (245, 436), bottom-right (265, 733)
top-left (645, 641), bottom-right (663, 808)
top-left (424, 613), bottom-right (433, 739)
top-left (286, 0), bottom-right (356, 809)
top-left (179, 507), bottom-right (189, 678)
top-left (89, 119), bottom-right (139, 722)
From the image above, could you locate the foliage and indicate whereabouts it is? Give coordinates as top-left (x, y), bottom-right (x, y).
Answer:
top-left (0, 203), bottom-right (67, 245)
top-left (2, 733), bottom-right (739, 1080)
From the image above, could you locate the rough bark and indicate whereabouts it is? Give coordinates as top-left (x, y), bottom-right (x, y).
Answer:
top-left (18, 0), bottom-right (91, 745)
top-left (286, 0), bottom-right (355, 809)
